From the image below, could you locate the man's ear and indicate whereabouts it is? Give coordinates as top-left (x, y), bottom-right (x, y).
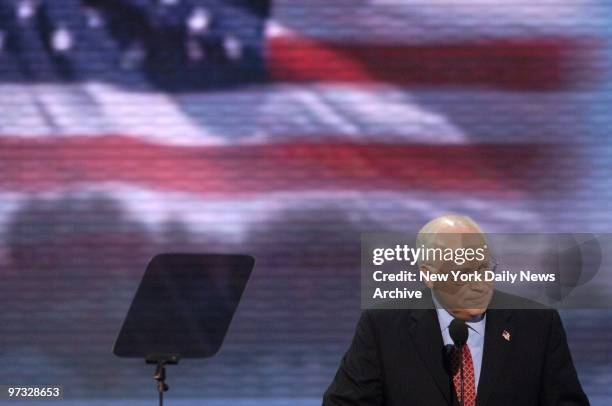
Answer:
top-left (420, 264), bottom-right (434, 289)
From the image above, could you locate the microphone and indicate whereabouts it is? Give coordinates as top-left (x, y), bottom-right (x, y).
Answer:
top-left (449, 318), bottom-right (468, 347)
top-left (449, 319), bottom-right (468, 406)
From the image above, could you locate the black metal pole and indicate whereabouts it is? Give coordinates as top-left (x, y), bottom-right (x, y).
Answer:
top-left (154, 361), bottom-right (169, 406)
top-left (146, 355), bottom-right (178, 406)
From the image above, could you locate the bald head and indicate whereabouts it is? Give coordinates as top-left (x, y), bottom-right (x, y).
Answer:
top-left (417, 214), bottom-right (484, 246)
top-left (416, 214), bottom-right (487, 267)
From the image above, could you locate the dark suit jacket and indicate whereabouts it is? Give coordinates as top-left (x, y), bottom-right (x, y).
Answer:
top-left (323, 290), bottom-right (589, 406)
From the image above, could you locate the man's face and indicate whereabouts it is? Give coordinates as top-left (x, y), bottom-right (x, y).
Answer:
top-left (423, 232), bottom-right (494, 320)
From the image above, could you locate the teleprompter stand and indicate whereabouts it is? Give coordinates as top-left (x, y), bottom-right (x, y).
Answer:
top-left (113, 254), bottom-right (255, 406)
top-left (146, 354), bottom-right (179, 406)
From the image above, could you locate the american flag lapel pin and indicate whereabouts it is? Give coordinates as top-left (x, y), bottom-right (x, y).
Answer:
top-left (502, 330), bottom-right (511, 341)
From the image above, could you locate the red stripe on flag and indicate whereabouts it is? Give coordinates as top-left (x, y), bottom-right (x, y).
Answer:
top-left (268, 35), bottom-right (592, 89)
top-left (0, 135), bottom-right (567, 197)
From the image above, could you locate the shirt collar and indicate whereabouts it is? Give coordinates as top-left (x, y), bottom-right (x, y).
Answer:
top-left (432, 291), bottom-right (487, 336)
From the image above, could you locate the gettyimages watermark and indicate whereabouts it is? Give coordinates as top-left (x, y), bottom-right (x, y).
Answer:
top-left (361, 233), bottom-right (612, 309)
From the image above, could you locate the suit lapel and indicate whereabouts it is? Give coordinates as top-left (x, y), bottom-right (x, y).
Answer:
top-left (405, 308), bottom-right (453, 404)
top-left (476, 305), bottom-right (513, 406)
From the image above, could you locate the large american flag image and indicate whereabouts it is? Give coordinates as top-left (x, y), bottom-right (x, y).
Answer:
top-left (1, 0), bottom-right (611, 404)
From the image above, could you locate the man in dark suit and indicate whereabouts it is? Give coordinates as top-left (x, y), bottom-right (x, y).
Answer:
top-left (323, 215), bottom-right (589, 406)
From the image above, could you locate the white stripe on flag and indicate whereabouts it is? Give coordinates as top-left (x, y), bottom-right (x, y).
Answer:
top-left (0, 83), bottom-right (585, 145)
top-left (272, 0), bottom-right (596, 43)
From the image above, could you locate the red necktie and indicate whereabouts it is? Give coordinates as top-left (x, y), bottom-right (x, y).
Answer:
top-left (450, 344), bottom-right (477, 406)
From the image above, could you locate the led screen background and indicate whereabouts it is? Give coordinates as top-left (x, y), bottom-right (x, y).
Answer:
top-left (0, 0), bottom-right (611, 404)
